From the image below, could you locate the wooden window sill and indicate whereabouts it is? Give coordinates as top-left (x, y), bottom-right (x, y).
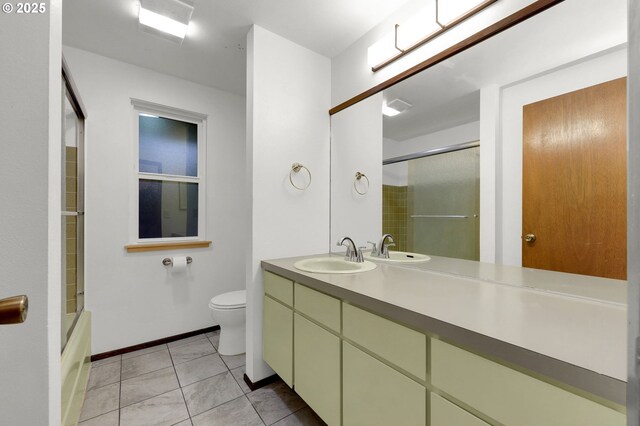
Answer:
top-left (125, 241), bottom-right (212, 253)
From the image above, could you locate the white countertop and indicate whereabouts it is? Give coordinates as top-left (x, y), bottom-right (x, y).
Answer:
top-left (262, 253), bottom-right (627, 403)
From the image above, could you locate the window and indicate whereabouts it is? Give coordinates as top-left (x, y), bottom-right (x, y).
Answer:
top-left (132, 99), bottom-right (206, 242)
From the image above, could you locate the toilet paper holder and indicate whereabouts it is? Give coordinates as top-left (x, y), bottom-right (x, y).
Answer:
top-left (162, 256), bottom-right (193, 266)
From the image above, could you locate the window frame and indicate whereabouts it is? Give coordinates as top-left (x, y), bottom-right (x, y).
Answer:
top-left (131, 98), bottom-right (207, 244)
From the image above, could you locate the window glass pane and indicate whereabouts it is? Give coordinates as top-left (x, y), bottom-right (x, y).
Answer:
top-left (139, 115), bottom-right (197, 177)
top-left (139, 180), bottom-right (198, 239)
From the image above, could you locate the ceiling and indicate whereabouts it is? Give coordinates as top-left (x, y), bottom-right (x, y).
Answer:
top-left (383, 0), bottom-right (627, 142)
top-left (62, 0), bottom-right (414, 96)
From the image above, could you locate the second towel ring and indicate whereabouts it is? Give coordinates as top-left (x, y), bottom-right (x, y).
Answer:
top-left (354, 172), bottom-right (370, 195)
top-left (290, 163), bottom-right (312, 190)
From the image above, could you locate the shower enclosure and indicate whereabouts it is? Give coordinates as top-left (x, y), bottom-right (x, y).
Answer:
top-left (61, 64), bottom-right (85, 350)
top-left (383, 143), bottom-right (479, 261)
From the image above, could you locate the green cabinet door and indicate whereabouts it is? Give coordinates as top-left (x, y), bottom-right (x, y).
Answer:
top-left (263, 295), bottom-right (293, 387)
top-left (294, 314), bottom-right (341, 425)
top-left (343, 342), bottom-right (426, 426)
top-left (430, 393), bottom-right (489, 426)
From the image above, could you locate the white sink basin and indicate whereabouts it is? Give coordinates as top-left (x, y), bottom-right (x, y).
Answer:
top-left (294, 257), bottom-right (377, 274)
top-left (363, 251), bottom-right (431, 263)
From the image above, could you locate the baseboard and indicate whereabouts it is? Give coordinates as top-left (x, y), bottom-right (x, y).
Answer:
top-left (243, 373), bottom-right (280, 391)
top-left (91, 325), bottom-right (220, 362)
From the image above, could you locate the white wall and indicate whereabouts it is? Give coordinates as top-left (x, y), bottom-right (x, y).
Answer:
top-left (331, 94), bottom-right (383, 249)
top-left (383, 159), bottom-right (408, 187)
top-left (63, 46), bottom-right (246, 354)
top-left (331, 0), bottom-right (536, 106)
top-left (246, 26), bottom-right (331, 382)
top-left (0, 0), bottom-right (62, 423)
top-left (384, 121), bottom-right (479, 160)
top-left (497, 47), bottom-right (627, 267)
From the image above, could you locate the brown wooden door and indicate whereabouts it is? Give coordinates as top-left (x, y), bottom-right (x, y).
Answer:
top-left (522, 77), bottom-right (627, 280)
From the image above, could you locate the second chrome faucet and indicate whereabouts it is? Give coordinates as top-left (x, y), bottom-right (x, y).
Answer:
top-left (368, 234), bottom-right (396, 259)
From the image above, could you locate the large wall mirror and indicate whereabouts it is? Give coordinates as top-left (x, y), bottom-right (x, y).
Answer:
top-left (330, 0), bottom-right (627, 285)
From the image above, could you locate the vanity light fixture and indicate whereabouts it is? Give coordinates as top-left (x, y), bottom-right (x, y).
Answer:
top-left (137, 0), bottom-right (194, 43)
top-left (368, 0), bottom-right (497, 72)
top-left (383, 98), bottom-right (412, 117)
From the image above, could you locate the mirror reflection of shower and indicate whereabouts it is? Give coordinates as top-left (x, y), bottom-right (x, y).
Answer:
top-left (61, 74), bottom-right (86, 352)
top-left (382, 143), bottom-right (479, 261)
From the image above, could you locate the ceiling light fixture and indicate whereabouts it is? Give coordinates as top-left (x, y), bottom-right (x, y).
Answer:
top-left (138, 0), bottom-right (194, 44)
top-left (368, 0), bottom-right (497, 72)
top-left (383, 99), bottom-right (412, 117)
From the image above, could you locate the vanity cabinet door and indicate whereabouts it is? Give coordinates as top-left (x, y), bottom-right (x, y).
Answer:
top-left (294, 313), bottom-right (341, 425)
top-left (263, 295), bottom-right (293, 387)
top-left (431, 339), bottom-right (625, 426)
top-left (343, 342), bottom-right (426, 426)
top-left (430, 393), bottom-right (489, 426)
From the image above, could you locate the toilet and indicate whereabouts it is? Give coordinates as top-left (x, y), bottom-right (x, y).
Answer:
top-left (208, 290), bottom-right (246, 356)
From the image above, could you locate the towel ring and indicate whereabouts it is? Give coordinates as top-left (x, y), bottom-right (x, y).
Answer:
top-left (290, 163), bottom-right (311, 190)
top-left (354, 172), bottom-right (370, 195)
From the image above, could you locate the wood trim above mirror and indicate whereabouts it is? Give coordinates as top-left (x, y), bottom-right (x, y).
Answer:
top-left (329, 0), bottom-right (565, 116)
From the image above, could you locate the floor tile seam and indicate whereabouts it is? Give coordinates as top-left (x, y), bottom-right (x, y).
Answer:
top-left (172, 355), bottom-right (193, 421)
top-left (118, 389), bottom-right (190, 426)
top-left (229, 367), bottom-right (251, 394)
top-left (167, 334), bottom-right (208, 350)
top-left (121, 360), bottom-right (174, 381)
top-left (120, 344), bottom-right (169, 361)
top-left (78, 382), bottom-right (120, 424)
top-left (92, 357), bottom-right (121, 367)
top-left (191, 394), bottom-right (266, 425)
top-left (78, 408), bottom-right (120, 425)
top-left (169, 349), bottom-right (219, 368)
top-left (243, 394), bottom-right (268, 426)
top-left (246, 393), bottom-right (272, 425)
top-left (86, 376), bottom-right (121, 393)
top-left (186, 389), bottom-right (248, 419)
top-left (118, 381), bottom-right (183, 410)
top-left (178, 366), bottom-right (233, 390)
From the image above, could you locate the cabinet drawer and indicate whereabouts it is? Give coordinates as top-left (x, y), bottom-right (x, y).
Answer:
top-left (264, 271), bottom-right (293, 307)
top-left (343, 342), bottom-right (426, 426)
top-left (263, 296), bottom-right (293, 387)
top-left (431, 339), bottom-right (625, 426)
top-left (343, 303), bottom-right (426, 380)
top-left (294, 314), bottom-right (341, 425)
top-left (430, 393), bottom-right (489, 426)
top-left (294, 283), bottom-right (341, 333)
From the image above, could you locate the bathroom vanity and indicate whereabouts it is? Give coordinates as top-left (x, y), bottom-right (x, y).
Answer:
top-left (261, 254), bottom-right (626, 426)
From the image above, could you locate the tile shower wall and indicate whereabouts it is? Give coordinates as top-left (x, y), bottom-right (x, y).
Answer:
top-left (66, 146), bottom-right (77, 314)
top-left (382, 185), bottom-right (407, 252)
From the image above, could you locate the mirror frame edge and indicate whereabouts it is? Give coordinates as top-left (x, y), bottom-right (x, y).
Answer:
top-left (627, 0), bottom-right (640, 423)
top-left (328, 0), bottom-right (565, 116)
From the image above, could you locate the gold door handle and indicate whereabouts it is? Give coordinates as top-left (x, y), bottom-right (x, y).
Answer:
top-left (0, 295), bottom-right (28, 325)
top-left (524, 234), bottom-right (536, 243)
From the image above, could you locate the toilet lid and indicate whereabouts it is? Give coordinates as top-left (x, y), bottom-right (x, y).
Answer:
top-left (209, 290), bottom-right (246, 310)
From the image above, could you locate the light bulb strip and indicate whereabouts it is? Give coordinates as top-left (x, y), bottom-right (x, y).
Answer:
top-left (372, 0), bottom-right (497, 72)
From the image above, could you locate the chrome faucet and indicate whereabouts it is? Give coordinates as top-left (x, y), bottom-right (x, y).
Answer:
top-left (368, 234), bottom-right (396, 259)
top-left (337, 237), bottom-right (364, 263)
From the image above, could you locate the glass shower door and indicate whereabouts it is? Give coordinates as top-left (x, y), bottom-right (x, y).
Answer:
top-left (406, 146), bottom-right (479, 260)
top-left (61, 79), bottom-right (85, 351)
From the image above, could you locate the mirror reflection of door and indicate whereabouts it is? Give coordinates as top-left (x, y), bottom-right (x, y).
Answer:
top-left (522, 77), bottom-right (627, 280)
top-left (383, 145), bottom-right (480, 260)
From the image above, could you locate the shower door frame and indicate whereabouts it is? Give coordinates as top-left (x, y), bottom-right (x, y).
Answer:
top-left (61, 56), bottom-right (87, 352)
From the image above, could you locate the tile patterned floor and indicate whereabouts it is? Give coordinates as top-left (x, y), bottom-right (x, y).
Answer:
top-left (79, 330), bottom-right (326, 426)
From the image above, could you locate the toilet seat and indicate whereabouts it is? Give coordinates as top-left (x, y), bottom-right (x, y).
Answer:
top-left (209, 290), bottom-right (246, 310)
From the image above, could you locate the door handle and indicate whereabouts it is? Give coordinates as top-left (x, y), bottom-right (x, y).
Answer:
top-left (523, 234), bottom-right (537, 243)
top-left (0, 295), bottom-right (28, 325)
